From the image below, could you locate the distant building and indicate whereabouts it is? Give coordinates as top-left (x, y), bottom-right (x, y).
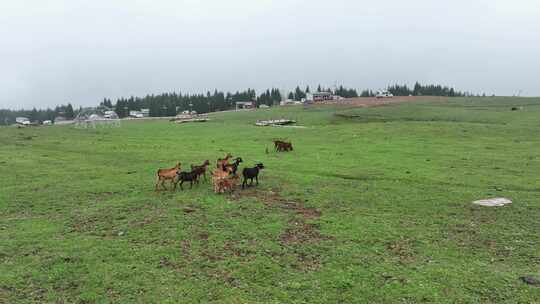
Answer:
top-left (129, 111), bottom-right (144, 118)
top-left (236, 101), bottom-right (254, 110)
top-left (376, 90), bottom-right (393, 98)
top-left (181, 110), bottom-right (197, 115)
top-left (43, 120), bottom-right (53, 125)
top-left (141, 109), bottom-right (150, 117)
top-left (15, 117), bottom-right (30, 125)
top-left (104, 111), bottom-right (119, 119)
top-left (306, 92), bottom-right (334, 102)
top-left (280, 99), bottom-right (302, 106)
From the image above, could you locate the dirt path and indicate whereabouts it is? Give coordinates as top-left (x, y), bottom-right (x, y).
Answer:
top-left (318, 96), bottom-right (449, 108)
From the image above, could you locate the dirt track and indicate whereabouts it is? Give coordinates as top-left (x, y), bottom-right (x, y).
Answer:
top-left (318, 96), bottom-right (449, 107)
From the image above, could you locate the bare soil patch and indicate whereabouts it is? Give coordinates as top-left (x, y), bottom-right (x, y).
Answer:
top-left (319, 96), bottom-right (448, 108)
top-left (386, 238), bottom-right (417, 264)
top-left (232, 188), bottom-right (334, 270)
top-left (280, 219), bottom-right (331, 245)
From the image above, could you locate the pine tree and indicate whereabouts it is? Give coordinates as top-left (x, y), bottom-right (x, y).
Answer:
top-left (294, 86), bottom-right (305, 101)
top-left (65, 103), bottom-right (75, 119)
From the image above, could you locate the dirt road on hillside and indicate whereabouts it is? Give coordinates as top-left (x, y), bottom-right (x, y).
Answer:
top-left (318, 96), bottom-right (449, 107)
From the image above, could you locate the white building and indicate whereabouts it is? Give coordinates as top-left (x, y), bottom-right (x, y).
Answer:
top-left (129, 111), bottom-right (144, 118)
top-left (15, 117), bottom-right (30, 125)
top-left (375, 90), bottom-right (393, 98)
top-left (104, 111), bottom-right (119, 119)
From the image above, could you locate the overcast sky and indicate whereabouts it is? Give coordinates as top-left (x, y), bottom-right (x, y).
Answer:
top-left (1, 0), bottom-right (539, 109)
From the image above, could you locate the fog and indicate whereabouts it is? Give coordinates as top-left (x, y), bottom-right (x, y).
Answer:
top-left (1, 0), bottom-right (539, 109)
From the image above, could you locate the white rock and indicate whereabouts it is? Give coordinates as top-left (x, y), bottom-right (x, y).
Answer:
top-left (472, 198), bottom-right (512, 207)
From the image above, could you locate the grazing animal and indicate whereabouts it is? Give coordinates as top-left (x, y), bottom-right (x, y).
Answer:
top-left (223, 157), bottom-right (243, 175)
top-left (218, 174), bottom-right (239, 193)
top-left (273, 140), bottom-right (285, 151)
top-left (175, 170), bottom-right (199, 190)
top-left (280, 142), bottom-right (293, 151)
top-left (242, 163), bottom-right (265, 189)
top-left (212, 168), bottom-right (231, 193)
top-left (217, 153), bottom-right (233, 169)
top-left (155, 162), bottom-right (181, 191)
top-left (273, 140), bottom-right (293, 152)
top-left (191, 160), bottom-right (210, 182)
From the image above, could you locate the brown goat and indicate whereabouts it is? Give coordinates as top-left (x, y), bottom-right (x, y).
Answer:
top-left (212, 168), bottom-right (229, 193)
top-left (155, 162), bottom-right (181, 191)
top-left (274, 140), bottom-right (293, 152)
top-left (191, 160), bottom-right (210, 182)
top-left (273, 140), bottom-right (284, 151)
top-left (216, 153), bottom-right (233, 169)
top-left (218, 175), bottom-right (239, 193)
top-left (211, 165), bottom-right (236, 193)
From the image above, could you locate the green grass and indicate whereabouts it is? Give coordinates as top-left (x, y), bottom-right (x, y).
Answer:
top-left (1, 97), bottom-right (540, 303)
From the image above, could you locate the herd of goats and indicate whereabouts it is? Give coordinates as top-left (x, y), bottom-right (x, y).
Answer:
top-left (155, 140), bottom-right (294, 193)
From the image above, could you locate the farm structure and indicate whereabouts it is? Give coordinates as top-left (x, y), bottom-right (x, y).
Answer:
top-left (279, 100), bottom-right (303, 106)
top-left (172, 113), bottom-right (210, 124)
top-left (74, 107), bottom-right (121, 128)
top-left (236, 101), bottom-right (255, 110)
top-left (306, 92), bottom-right (334, 102)
top-left (255, 119), bottom-right (296, 126)
top-left (15, 117), bottom-right (30, 125)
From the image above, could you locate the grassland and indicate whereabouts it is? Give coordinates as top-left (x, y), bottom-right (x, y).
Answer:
top-left (1, 97), bottom-right (540, 303)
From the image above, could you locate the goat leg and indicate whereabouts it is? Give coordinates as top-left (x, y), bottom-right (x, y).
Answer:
top-left (155, 176), bottom-right (160, 191)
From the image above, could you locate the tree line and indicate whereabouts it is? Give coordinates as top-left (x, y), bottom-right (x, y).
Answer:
top-left (286, 85), bottom-right (359, 101)
top-left (0, 82), bottom-right (470, 125)
top-left (0, 104), bottom-right (75, 126)
top-left (386, 82), bottom-right (465, 97)
top-left (110, 88), bottom-right (282, 118)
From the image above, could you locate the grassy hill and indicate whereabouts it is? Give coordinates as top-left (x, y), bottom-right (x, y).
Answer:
top-left (1, 97), bottom-right (539, 303)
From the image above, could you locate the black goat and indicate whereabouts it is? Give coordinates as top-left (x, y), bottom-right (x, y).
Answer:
top-left (175, 170), bottom-right (199, 190)
top-left (242, 163), bottom-right (265, 189)
top-left (191, 160), bottom-right (210, 182)
top-left (223, 157), bottom-right (243, 176)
